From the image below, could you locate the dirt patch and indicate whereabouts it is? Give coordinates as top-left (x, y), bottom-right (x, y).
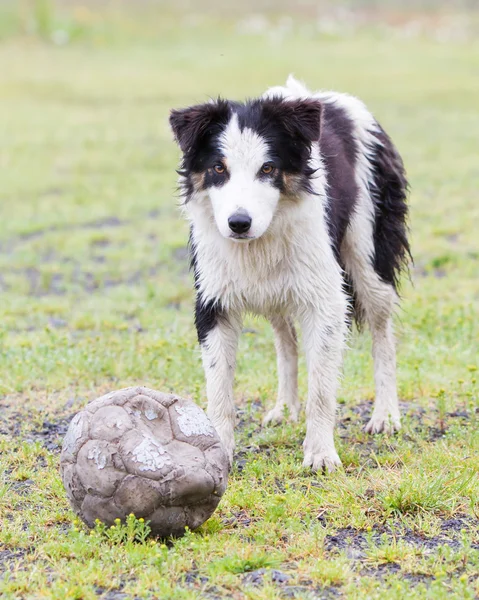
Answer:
top-left (0, 411), bottom-right (74, 453)
top-left (0, 216), bottom-right (129, 255)
top-left (324, 519), bottom-right (477, 557)
top-left (3, 263), bottom-right (163, 297)
top-left (27, 416), bottom-right (74, 452)
top-left (0, 548), bottom-right (29, 575)
top-left (243, 568), bottom-right (290, 585)
top-left (93, 584), bottom-right (138, 600)
top-left (183, 570), bottom-right (209, 586)
top-left (172, 246), bottom-right (189, 263)
top-left (0, 397), bottom-right (77, 452)
top-left (281, 584), bottom-right (340, 599)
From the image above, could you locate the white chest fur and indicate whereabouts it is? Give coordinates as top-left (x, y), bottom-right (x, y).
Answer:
top-left (188, 191), bottom-right (343, 317)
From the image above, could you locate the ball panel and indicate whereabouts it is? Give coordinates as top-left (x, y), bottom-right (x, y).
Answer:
top-left (90, 406), bottom-right (133, 442)
top-left (124, 396), bottom-right (174, 444)
top-left (61, 462), bottom-right (86, 507)
top-left (85, 387), bottom-right (147, 413)
top-left (148, 506), bottom-right (189, 538)
top-left (76, 440), bottom-right (125, 497)
top-left (168, 399), bottom-right (219, 451)
top-left (185, 497), bottom-right (221, 531)
top-left (114, 475), bottom-right (166, 517)
top-left (119, 430), bottom-right (175, 481)
top-left (61, 411), bottom-right (90, 463)
top-left (166, 467), bottom-right (216, 505)
top-left (165, 439), bottom-right (206, 469)
top-left (81, 494), bottom-right (126, 528)
top-left (136, 387), bottom-right (178, 409)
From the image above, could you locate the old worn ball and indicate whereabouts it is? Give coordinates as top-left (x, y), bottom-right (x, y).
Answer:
top-left (60, 386), bottom-right (229, 537)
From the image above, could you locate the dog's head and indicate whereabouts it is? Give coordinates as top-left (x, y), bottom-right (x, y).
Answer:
top-left (169, 97), bottom-right (321, 241)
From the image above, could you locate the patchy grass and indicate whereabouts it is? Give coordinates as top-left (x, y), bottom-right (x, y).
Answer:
top-left (1, 2), bottom-right (479, 599)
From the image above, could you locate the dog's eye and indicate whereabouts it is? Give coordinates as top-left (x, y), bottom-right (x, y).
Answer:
top-left (213, 163), bottom-right (226, 175)
top-left (261, 163), bottom-right (275, 175)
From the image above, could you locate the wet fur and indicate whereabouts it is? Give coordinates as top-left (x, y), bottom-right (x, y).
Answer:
top-left (170, 76), bottom-right (410, 471)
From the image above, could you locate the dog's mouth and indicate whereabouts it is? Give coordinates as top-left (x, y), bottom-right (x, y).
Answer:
top-left (229, 233), bottom-right (254, 241)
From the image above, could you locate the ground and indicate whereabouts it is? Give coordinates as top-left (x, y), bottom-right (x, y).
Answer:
top-left (0, 2), bottom-right (479, 599)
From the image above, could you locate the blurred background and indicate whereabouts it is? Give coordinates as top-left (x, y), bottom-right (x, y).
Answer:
top-left (0, 0), bottom-right (478, 411)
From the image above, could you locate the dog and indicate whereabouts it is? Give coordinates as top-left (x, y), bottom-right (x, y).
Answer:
top-left (169, 76), bottom-right (410, 472)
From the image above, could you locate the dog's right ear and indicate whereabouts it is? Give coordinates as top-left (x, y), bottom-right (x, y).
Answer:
top-left (169, 100), bottom-right (230, 154)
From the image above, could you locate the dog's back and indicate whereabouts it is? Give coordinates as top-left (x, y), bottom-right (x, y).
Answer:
top-left (265, 76), bottom-right (410, 310)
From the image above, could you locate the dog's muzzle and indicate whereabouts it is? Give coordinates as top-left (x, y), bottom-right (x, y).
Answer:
top-left (228, 210), bottom-right (252, 235)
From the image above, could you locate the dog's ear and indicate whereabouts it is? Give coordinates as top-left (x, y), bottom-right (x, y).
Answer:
top-left (169, 100), bottom-right (230, 154)
top-left (263, 98), bottom-right (322, 143)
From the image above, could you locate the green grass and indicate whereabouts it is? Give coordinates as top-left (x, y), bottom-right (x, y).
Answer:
top-left (1, 2), bottom-right (479, 598)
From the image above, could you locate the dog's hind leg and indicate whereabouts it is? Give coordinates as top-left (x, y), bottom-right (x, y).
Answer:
top-left (364, 290), bottom-right (401, 434)
top-left (350, 262), bottom-right (401, 434)
top-left (341, 123), bottom-right (409, 434)
top-left (263, 315), bottom-right (300, 426)
top-left (342, 221), bottom-right (402, 434)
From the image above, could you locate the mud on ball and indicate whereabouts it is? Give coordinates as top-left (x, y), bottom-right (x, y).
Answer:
top-left (60, 387), bottom-right (229, 537)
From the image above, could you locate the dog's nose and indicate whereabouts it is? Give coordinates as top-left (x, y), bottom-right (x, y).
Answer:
top-left (228, 211), bottom-right (252, 234)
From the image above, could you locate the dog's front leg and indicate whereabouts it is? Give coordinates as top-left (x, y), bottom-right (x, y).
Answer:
top-left (263, 315), bottom-right (299, 426)
top-left (300, 301), bottom-right (347, 473)
top-left (198, 305), bottom-right (242, 467)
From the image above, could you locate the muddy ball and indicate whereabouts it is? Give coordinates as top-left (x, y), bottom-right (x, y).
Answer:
top-left (60, 387), bottom-right (229, 537)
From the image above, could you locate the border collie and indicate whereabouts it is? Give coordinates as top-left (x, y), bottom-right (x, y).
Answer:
top-left (169, 76), bottom-right (410, 472)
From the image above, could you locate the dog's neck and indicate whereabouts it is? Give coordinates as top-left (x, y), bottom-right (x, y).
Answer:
top-left (187, 187), bottom-right (340, 315)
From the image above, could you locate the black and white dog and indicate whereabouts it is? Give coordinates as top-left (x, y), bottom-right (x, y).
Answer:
top-left (170, 76), bottom-right (410, 472)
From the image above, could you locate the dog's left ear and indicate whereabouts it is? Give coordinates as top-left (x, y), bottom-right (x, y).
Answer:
top-left (169, 100), bottom-right (230, 154)
top-left (264, 98), bottom-right (322, 143)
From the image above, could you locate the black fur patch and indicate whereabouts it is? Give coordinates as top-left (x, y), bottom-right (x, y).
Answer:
top-left (320, 101), bottom-right (359, 258)
top-left (234, 97), bottom-right (321, 194)
top-left (170, 97), bottom-right (322, 200)
top-left (195, 295), bottom-right (221, 345)
top-left (170, 100), bottom-right (232, 200)
top-left (170, 100), bottom-right (231, 156)
top-left (188, 230), bottom-right (222, 344)
top-left (204, 166), bottom-right (230, 188)
top-left (370, 126), bottom-right (411, 290)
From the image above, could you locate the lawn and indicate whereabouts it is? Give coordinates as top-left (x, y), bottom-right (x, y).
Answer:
top-left (0, 2), bottom-right (479, 598)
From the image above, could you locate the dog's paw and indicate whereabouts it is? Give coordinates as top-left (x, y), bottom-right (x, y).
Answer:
top-left (302, 445), bottom-right (342, 473)
top-left (365, 412), bottom-right (401, 435)
top-left (212, 424), bottom-right (235, 467)
top-left (220, 438), bottom-right (235, 469)
top-left (263, 403), bottom-right (300, 426)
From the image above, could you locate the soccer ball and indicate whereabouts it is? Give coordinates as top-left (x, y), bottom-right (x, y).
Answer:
top-left (60, 386), bottom-right (229, 537)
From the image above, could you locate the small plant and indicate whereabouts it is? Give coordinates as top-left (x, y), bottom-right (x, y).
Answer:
top-left (434, 388), bottom-right (447, 434)
top-left (210, 549), bottom-right (281, 575)
top-left (87, 514), bottom-right (152, 545)
top-left (365, 534), bottom-right (416, 566)
top-left (0, 480), bottom-right (10, 508)
top-left (380, 469), bottom-right (476, 517)
top-left (311, 556), bottom-right (352, 586)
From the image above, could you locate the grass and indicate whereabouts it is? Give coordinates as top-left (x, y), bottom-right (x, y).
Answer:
top-left (0, 1), bottom-right (479, 598)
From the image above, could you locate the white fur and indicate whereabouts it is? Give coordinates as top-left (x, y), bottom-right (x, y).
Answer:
top-left (210, 114), bottom-right (280, 240)
top-left (201, 311), bottom-right (242, 464)
top-left (263, 316), bottom-right (299, 425)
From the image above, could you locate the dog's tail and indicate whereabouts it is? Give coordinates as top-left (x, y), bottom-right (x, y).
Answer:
top-left (263, 74), bottom-right (311, 100)
top-left (369, 125), bottom-right (411, 293)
